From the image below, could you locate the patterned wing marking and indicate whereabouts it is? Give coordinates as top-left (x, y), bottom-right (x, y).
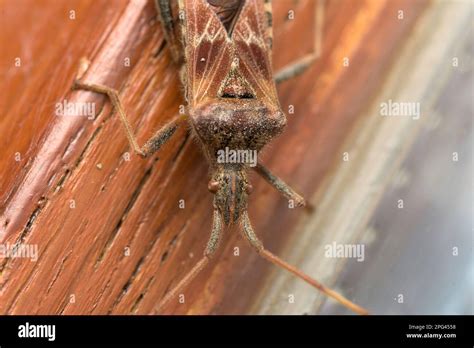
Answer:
top-left (182, 0), bottom-right (233, 105)
top-left (231, 0), bottom-right (279, 105)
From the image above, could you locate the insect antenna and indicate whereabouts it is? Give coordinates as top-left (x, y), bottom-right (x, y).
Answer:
top-left (154, 209), bottom-right (223, 313)
top-left (241, 211), bottom-right (369, 315)
top-left (155, 255), bottom-right (210, 313)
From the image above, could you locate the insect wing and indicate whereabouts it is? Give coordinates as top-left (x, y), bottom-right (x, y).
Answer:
top-left (232, 0), bottom-right (279, 105)
top-left (181, 0), bottom-right (233, 105)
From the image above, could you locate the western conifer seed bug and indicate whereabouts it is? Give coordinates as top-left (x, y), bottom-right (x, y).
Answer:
top-left (72, 0), bottom-right (368, 315)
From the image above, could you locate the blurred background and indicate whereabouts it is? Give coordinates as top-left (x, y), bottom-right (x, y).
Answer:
top-left (239, 0), bottom-right (474, 315)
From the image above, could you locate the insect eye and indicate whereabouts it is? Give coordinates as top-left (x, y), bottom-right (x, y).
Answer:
top-left (208, 180), bottom-right (220, 193)
top-left (245, 184), bottom-right (253, 195)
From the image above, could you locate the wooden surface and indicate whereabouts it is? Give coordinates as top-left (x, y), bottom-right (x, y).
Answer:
top-left (0, 0), bottom-right (431, 314)
top-left (252, 0), bottom-right (473, 314)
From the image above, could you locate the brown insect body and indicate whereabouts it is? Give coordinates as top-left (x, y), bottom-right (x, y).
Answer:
top-left (74, 0), bottom-right (368, 314)
top-left (177, 0), bottom-right (284, 226)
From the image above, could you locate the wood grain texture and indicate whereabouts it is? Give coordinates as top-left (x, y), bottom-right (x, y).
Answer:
top-left (252, 0), bottom-right (473, 314)
top-left (0, 0), bottom-right (428, 314)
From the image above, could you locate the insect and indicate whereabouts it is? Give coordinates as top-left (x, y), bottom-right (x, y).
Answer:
top-left (72, 0), bottom-right (368, 315)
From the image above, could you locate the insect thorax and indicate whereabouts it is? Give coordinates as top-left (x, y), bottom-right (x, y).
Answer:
top-left (190, 99), bottom-right (286, 164)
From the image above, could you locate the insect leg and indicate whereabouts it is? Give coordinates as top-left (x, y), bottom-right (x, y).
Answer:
top-left (155, 0), bottom-right (182, 62)
top-left (240, 211), bottom-right (369, 315)
top-left (140, 114), bottom-right (185, 157)
top-left (273, 0), bottom-right (325, 84)
top-left (154, 210), bottom-right (224, 313)
top-left (72, 58), bottom-right (184, 158)
top-left (253, 163), bottom-right (306, 208)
